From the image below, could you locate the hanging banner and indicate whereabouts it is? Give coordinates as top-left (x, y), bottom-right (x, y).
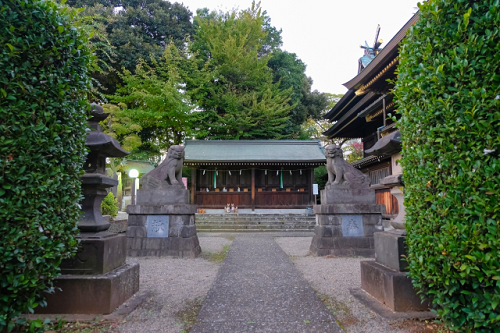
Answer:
top-left (214, 172), bottom-right (216, 189)
top-left (280, 170), bottom-right (283, 188)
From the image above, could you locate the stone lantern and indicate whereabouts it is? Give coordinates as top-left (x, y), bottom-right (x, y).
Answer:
top-left (359, 130), bottom-right (429, 312)
top-left (79, 103), bottom-right (128, 232)
top-left (37, 104), bottom-right (140, 315)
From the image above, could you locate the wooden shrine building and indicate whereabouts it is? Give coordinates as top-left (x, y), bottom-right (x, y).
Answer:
top-left (184, 140), bottom-right (325, 210)
top-left (323, 14), bottom-right (419, 219)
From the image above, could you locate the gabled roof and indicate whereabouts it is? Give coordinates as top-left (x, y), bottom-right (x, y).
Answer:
top-left (184, 140), bottom-right (325, 165)
top-left (323, 12), bottom-right (419, 140)
top-left (343, 13), bottom-right (419, 91)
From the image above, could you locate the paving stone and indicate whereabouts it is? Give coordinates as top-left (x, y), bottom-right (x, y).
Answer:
top-left (191, 236), bottom-right (343, 333)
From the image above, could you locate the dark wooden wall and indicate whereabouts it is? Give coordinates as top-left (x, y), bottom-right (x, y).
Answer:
top-left (194, 166), bottom-right (313, 209)
top-left (375, 189), bottom-right (399, 217)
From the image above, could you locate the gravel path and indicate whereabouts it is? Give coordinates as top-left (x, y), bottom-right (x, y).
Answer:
top-left (110, 235), bottom-right (435, 333)
top-left (274, 237), bottom-right (433, 333)
top-left (111, 236), bottom-right (232, 333)
top-left (191, 235), bottom-right (342, 333)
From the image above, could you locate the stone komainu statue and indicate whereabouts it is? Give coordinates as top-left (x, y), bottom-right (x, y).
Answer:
top-left (141, 145), bottom-right (185, 189)
top-left (325, 144), bottom-right (370, 188)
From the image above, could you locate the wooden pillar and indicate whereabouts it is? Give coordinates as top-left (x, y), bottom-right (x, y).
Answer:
top-left (251, 167), bottom-right (255, 211)
top-left (310, 167), bottom-right (315, 205)
top-left (191, 168), bottom-right (197, 205)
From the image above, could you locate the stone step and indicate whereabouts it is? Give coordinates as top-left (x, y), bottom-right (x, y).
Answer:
top-left (197, 228), bottom-right (313, 233)
top-left (197, 220), bottom-right (314, 224)
top-left (195, 221), bottom-right (314, 225)
top-left (194, 214), bottom-right (315, 232)
top-left (196, 224), bottom-right (314, 230)
top-left (196, 214), bottom-right (315, 222)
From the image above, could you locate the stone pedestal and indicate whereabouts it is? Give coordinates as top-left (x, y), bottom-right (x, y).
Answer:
top-left (310, 186), bottom-right (384, 257)
top-left (360, 230), bottom-right (429, 312)
top-left (36, 217), bottom-right (140, 315)
top-left (126, 188), bottom-right (201, 258)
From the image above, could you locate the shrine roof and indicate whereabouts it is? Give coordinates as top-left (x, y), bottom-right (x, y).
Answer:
top-left (184, 140), bottom-right (325, 165)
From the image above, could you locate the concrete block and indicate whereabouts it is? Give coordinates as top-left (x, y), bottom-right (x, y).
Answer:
top-left (127, 237), bottom-right (142, 251)
top-left (60, 233), bottom-right (126, 275)
top-left (136, 189), bottom-right (189, 205)
top-left (126, 226), bottom-right (147, 238)
top-left (374, 231), bottom-right (408, 272)
top-left (314, 225), bottom-right (331, 237)
top-left (180, 225), bottom-right (197, 238)
top-left (316, 214), bottom-right (341, 225)
top-left (321, 187), bottom-right (376, 205)
top-left (335, 236), bottom-right (372, 249)
top-left (127, 214), bottom-right (147, 226)
top-left (144, 238), bottom-right (161, 250)
top-left (314, 204), bottom-right (384, 215)
top-left (363, 214), bottom-right (382, 225)
top-left (127, 204), bottom-right (197, 215)
top-left (361, 261), bottom-right (429, 312)
top-left (36, 263), bottom-right (139, 315)
top-left (316, 237), bottom-right (334, 249)
top-left (363, 224), bottom-right (379, 237)
top-left (169, 215), bottom-right (183, 237)
top-left (179, 237), bottom-right (196, 251)
top-left (166, 250), bottom-right (180, 257)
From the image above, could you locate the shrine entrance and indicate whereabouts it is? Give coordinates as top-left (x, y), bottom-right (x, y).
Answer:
top-left (184, 140), bottom-right (325, 211)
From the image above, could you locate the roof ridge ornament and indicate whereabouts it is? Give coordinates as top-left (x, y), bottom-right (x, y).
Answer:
top-left (358, 25), bottom-right (384, 74)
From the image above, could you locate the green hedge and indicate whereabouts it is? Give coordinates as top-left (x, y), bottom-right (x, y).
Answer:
top-left (395, 0), bottom-right (500, 331)
top-left (0, 0), bottom-right (91, 330)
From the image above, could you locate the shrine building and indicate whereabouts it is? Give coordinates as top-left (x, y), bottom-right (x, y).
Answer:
top-left (184, 140), bottom-right (325, 211)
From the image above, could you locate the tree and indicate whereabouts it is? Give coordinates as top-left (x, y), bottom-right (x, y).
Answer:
top-left (189, 2), bottom-right (294, 140)
top-left (105, 44), bottom-right (198, 161)
top-left (344, 140), bottom-right (363, 163)
top-left (66, 0), bottom-right (194, 95)
top-left (267, 47), bottom-right (329, 139)
top-left (0, 0), bottom-right (91, 330)
top-left (394, 1), bottom-right (500, 331)
top-left (299, 93), bottom-right (343, 142)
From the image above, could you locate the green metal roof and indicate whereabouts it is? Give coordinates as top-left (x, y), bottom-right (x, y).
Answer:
top-left (184, 140), bottom-right (325, 164)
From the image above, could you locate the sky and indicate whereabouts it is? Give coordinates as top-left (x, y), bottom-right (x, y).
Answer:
top-left (181, 0), bottom-right (420, 94)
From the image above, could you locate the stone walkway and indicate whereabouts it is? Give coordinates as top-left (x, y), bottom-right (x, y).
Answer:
top-left (191, 235), bottom-right (343, 332)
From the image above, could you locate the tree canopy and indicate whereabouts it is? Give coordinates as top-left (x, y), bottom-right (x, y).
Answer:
top-left (67, 0), bottom-right (193, 94)
top-left (69, 0), bottom-right (333, 157)
top-left (187, 3), bottom-right (294, 140)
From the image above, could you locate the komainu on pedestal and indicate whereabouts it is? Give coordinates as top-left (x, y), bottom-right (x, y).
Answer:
top-left (310, 144), bottom-right (384, 257)
top-left (126, 145), bottom-right (201, 258)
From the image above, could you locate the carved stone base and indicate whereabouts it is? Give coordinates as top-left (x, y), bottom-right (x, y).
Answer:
top-left (321, 186), bottom-right (376, 204)
top-left (126, 202), bottom-right (200, 258)
top-left (310, 233), bottom-right (375, 257)
top-left (360, 261), bottom-right (429, 312)
top-left (360, 230), bottom-right (430, 312)
top-left (36, 263), bottom-right (139, 314)
top-left (309, 203), bottom-right (384, 257)
top-left (60, 232), bottom-right (126, 275)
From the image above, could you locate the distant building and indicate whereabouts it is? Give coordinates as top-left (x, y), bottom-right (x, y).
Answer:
top-left (184, 140), bottom-right (325, 210)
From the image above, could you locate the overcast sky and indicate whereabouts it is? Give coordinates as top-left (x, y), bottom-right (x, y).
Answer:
top-left (181, 0), bottom-right (420, 94)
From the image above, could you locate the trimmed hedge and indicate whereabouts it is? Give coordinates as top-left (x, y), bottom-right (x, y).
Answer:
top-left (395, 0), bottom-right (500, 331)
top-left (0, 0), bottom-right (91, 330)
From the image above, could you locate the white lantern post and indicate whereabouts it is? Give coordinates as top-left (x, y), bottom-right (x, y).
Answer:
top-left (128, 169), bottom-right (139, 205)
